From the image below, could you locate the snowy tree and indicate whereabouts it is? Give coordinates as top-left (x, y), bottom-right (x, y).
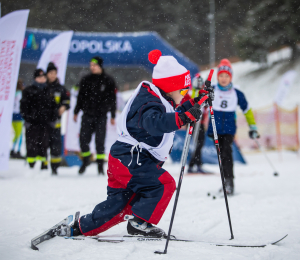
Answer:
top-left (235, 0), bottom-right (300, 62)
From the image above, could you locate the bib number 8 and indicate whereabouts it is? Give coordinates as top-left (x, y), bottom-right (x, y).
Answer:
top-left (220, 100), bottom-right (228, 108)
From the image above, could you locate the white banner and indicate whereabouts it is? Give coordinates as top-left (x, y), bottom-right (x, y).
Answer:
top-left (0, 10), bottom-right (29, 171)
top-left (65, 87), bottom-right (120, 155)
top-left (37, 31), bottom-right (73, 85)
top-left (274, 70), bottom-right (296, 106)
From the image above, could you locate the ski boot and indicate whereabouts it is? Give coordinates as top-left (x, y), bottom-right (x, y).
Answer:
top-left (51, 163), bottom-right (60, 175)
top-left (79, 155), bottom-right (91, 174)
top-left (125, 215), bottom-right (166, 238)
top-left (187, 165), bottom-right (195, 173)
top-left (10, 150), bottom-right (16, 158)
top-left (56, 212), bottom-right (82, 237)
top-left (220, 178), bottom-right (234, 196)
top-left (41, 161), bottom-right (48, 170)
top-left (97, 159), bottom-right (104, 175)
top-left (15, 151), bottom-right (25, 159)
top-left (29, 162), bottom-right (36, 168)
top-left (196, 166), bottom-right (209, 174)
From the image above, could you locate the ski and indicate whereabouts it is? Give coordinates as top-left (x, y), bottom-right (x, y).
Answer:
top-left (66, 234), bottom-right (288, 248)
top-left (31, 215), bottom-right (73, 250)
top-left (96, 234), bottom-right (288, 247)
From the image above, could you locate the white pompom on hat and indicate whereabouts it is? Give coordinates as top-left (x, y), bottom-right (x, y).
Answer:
top-left (148, 49), bottom-right (191, 93)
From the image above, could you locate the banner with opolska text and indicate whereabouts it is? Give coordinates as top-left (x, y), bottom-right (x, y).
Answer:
top-left (0, 10), bottom-right (30, 171)
top-left (37, 31), bottom-right (73, 85)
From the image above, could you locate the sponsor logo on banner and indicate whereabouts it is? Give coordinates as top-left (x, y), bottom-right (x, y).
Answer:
top-left (38, 38), bottom-right (133, 54)
top-left (0, 40), bottom-right (16, 101)
top-left (23, 34), bottom-right (39, 50)
top-left (0, 107), bottom-right (4, 122)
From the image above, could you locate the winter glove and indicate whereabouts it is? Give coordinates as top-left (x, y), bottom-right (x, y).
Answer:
top-left (205, 80), bottom-right (214, 101)
top-left (249, 125), bottom-right (260, 139)
top-left (178, 104), bottom-right (202, 126)
top-left (193, 90), bottom-right (208, 104)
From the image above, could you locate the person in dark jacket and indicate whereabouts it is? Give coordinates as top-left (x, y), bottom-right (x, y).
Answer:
top-left (20, 69), bottom-right (58, 169)
top-left (73, 56), bottom-right (117, 175)
top-left (57, 50), bottom-right (209, 239)
top-left (46, 62), bottom-right (70, 174)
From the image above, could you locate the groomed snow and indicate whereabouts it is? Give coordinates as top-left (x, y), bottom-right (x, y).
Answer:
top-left (0, 150), bottom-right (299, 260)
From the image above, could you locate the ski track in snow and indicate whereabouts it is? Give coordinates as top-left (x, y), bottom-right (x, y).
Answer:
top-left (0, 151), bottom-right (300, 260)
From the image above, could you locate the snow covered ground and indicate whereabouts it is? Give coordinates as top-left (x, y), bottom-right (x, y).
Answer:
top-left (1, 150), bottom-right (299, 260)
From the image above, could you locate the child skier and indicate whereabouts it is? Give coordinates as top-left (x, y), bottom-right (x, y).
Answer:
top-left (60, 50), bottom-right (210, 238)
top-left (207, 59), bottom-right (259, 195)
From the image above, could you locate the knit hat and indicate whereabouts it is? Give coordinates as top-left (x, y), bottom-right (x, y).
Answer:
top-left (33, 69), bottom-right (45, 79)
top-left (46, 62), bottom-right (57, 74)
top-left (149, 49), bottom-right (191, 93)
top-left (90, 56), bottom-right (104, 68)
top-left (217, 59), bottom-right (233, 78)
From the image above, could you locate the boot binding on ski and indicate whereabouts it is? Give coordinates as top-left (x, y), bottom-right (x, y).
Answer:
top-left (126, 215), bottom-right (166, 238)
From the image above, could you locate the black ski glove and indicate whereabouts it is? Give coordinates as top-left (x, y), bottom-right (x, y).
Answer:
top-left (249, 126), bottom-right (260, 139)
top-left (205, 80), bottom-right (214, 101)
top-left (193, 91), bottom-right (207, 104)
top-left (249, 130), bottom-right (260, 139)
top-left (178, 104), bottom-right (202, 126)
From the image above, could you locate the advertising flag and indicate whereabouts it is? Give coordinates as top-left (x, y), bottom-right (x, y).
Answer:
top-left (274, 70), bottom-right (296, 106)
top-left (37, 31), bottom-right (73, 85)
top-left (0, 10), bottom-right (30, 170)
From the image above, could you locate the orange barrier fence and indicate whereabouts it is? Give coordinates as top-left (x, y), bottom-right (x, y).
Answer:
top-left (235, 104), bottom-right (299, 151)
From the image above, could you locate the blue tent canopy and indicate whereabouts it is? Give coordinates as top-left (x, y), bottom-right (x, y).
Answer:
top-left (22, 28), bottom-right (199, 76)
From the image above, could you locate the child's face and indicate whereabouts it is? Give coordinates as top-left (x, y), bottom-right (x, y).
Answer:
top-left (218, 73), bottom-right (231, 87)
top-left (167, 90), bottom-right (184, 105)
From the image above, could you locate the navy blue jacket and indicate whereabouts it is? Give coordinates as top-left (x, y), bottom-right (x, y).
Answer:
top-left (111, 82), bottom-right (193, 164)
top-left (207, 86), bottom-right (249, 136)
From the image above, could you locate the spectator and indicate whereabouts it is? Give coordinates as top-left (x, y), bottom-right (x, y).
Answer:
top-left (45, 62), bottom-right (70, 175)
top-left (187, 73), bottom-right (209, 174)
top-left (20, 69), bottom-right (58, 170)
top-left (11, 79), bottom-right (25, 159)
top-left (74, 56), bottom-right (117, 175)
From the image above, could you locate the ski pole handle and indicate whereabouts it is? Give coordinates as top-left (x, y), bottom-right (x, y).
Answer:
top-left (195, 95), bottom-right (209, 108)
top-left (207, 69), bottom-right (214, 82)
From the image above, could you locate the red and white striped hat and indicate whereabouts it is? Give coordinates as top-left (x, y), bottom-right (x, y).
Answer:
top-left (148, 49), bottom-right (191, 93)
top-left (217, 59), bottom-right (233, 79)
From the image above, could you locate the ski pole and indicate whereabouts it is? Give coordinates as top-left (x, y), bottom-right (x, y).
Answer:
top-left (205, 69), bottom-right (234, 240)
top-left (180, 123), bottom-right (191, 165)
top-left (155, 82), bottom-right (211, 255)
top-left (254, 138), bottom-right (279, 176)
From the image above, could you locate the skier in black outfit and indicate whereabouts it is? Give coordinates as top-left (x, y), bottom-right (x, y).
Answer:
top-left (45, 62), bottom-right (70, 174)
top-left (74, 56), bottom-right (117, 175)
top-left (20, 69), bottom-right (58, 169)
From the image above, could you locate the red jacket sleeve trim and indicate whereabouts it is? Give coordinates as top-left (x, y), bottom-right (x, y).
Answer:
top-left (175, 112), bottom-right (183, 128)
top-left (185, 111), bottom-right (196, 121)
